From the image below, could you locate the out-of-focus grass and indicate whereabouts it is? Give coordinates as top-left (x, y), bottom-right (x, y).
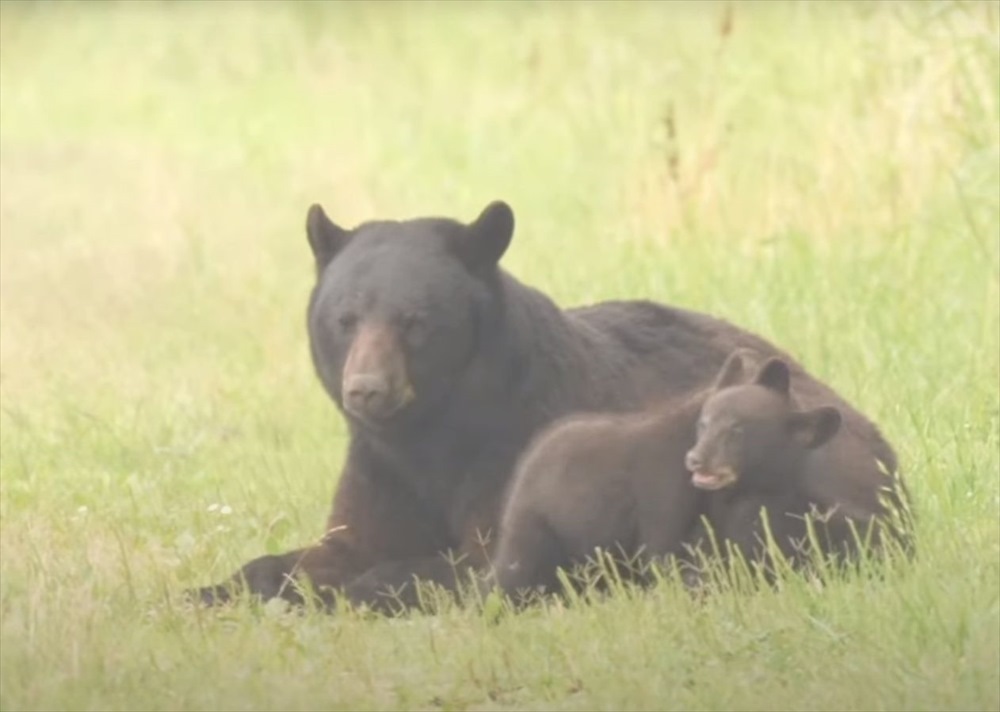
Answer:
top-left (1, 2), bottom-right (997, 710)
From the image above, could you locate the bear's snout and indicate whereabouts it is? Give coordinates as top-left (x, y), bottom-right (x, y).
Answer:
top-left (685, 444), bottom-right (738, 490)
top-left (340, 322), bottom-right (415, 422)
top-left (344, 373), bottom-right (391, 417)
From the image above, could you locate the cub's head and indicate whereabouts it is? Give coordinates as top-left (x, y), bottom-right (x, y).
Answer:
top-left (684, 352), bottom-right (842, 492)
top-left (303, 200), bottom-right (515, 428)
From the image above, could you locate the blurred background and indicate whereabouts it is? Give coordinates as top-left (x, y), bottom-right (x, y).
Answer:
top-left (2, 1), bottom-right (996, 404)
top-left (0, 3), bottom-right (997, 708)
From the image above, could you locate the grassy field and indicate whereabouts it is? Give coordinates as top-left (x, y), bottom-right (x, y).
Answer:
top-left (1, 1), bottom-right (998, 710)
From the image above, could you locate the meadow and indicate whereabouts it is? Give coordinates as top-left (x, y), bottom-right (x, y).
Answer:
top-left (0, 1), bottom-right (998, 710)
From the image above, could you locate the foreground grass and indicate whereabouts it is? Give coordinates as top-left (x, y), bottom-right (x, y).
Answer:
top-left (1, 1), bottom-right (998, 710)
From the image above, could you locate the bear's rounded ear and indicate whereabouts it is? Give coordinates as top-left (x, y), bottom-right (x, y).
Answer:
top-left (789, 406), bottom-right (842, 449)
top-left (711, 347), bottom-right (757, 391)
top-left (306, 203), bottom-right (350, 274)
top-left (754, 357), bottom-right (791, 396)
top-left (455, 200), bottom-right (515, 271)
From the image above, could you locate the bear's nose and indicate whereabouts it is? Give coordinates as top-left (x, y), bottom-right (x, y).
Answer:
top-left (344, 374), bottom-right (389, 415)
top-left (685, 450), bottom-right (704, 473)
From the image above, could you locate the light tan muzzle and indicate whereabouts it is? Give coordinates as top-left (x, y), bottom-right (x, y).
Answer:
top-left (341, 323), bottom-right (415, 421)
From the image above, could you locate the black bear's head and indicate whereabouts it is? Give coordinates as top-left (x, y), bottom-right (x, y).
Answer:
top-left (303, 200), bottom-right (515, 429)
top-left (684, 353), bottom-right (842, 492)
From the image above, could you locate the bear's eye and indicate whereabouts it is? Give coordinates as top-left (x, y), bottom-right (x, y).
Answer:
top-left (697, 417), bottom-right (708, 434)
top-left (401, 313), bottom-right (425, 336)
top-left (338, 313), bottom-right (358, 331)
top-left (730, 423), bottom-right (744, 437)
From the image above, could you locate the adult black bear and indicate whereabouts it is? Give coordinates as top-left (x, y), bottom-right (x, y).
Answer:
top-left (190, 200), bottom-right (908, 613)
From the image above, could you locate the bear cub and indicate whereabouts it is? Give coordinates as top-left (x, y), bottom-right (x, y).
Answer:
top-left (489, 349), bottom-right (843, 604)
top-left (683, 355), bottom-right (842, 578)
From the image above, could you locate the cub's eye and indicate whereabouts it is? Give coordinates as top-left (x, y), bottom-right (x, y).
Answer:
top-left (730, 424), bottom-right (744, 437)
top-left (338, 313), bottom-right (358, 331)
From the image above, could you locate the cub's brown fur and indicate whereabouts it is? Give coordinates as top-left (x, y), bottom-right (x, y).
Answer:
top-left (491, 349), bottom-right (895, 604)
top-left (683, 355), bottom-right (844, 577)
top-left (490, 349), bottom-right (754, 602)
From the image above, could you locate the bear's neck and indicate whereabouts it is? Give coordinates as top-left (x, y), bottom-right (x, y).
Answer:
top-left (485, 271), bottom-right (610, 403)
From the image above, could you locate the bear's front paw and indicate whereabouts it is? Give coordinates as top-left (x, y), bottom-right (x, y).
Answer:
top-left (239, 554), bottom-right (303, 602)
top-left (185, 554), bottom-right (302, 607)
top-left (185, 582), bottom-right (234, 607)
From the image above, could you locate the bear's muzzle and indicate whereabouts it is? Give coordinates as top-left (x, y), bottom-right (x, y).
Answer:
top-left (341, 322), bottom-right (415, 422)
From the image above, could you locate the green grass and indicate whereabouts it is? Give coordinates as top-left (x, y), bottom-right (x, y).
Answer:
top-left (1, 1), bottom-right (998, 710)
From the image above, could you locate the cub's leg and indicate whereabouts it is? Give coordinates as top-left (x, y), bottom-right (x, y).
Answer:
top-left (492, 509), bottom-right (569, 607)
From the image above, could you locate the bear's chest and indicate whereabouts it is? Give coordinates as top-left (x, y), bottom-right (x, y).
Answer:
top-left (371, 420), bottom-right (524, 514)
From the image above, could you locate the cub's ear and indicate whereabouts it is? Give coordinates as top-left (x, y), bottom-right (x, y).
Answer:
top-left (454, 200), bottom-right (515, 271)
top-left (754, 358), bottom-right (791, 396)
top-left (711, 347), bottom-right (760, 391)
top-left (306, 203), bottom-right (350, 274)
top-left (789, 406), bottom-right (842, 449)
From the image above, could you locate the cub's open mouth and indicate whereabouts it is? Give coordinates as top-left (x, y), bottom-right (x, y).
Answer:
top-left (691, 470), bottom-right (737, 491)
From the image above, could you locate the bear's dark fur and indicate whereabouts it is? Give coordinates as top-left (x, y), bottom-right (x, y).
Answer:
top-left (190, 200), bottom-right (909, 614)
